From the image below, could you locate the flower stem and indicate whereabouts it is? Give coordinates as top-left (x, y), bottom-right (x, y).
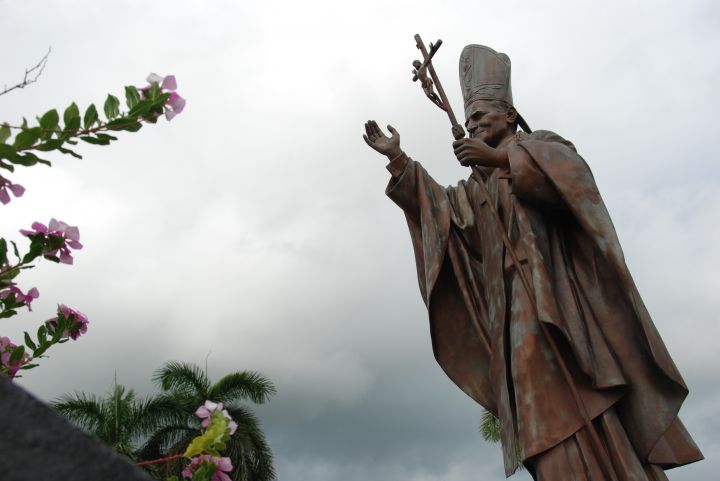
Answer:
top-left (133, 453), bottom-right (186, 467)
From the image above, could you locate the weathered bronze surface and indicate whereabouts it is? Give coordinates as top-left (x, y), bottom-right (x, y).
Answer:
top-left (362, 37), bottom-right (704, 480)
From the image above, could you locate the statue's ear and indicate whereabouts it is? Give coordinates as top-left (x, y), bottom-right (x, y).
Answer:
top-left (506, 107), bottom-right (518, 125)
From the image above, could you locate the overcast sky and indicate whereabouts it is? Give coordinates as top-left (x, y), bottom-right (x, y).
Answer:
top-left (2, 1), bottom-right (719, 480)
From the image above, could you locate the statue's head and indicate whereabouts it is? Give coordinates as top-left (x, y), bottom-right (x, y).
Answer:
top-left (464, 99), bottom-right (518, 147)
top-left (459, 44), bottom-right (530, 144)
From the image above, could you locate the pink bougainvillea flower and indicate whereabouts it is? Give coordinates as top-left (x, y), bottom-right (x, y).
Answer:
top-left (144, 73), bottom-right (186, 121)
top-left (20, 218), bottom-right (83, 265)
top-left (160, 75), bottom-right (177, 91)
top-left (195, 400), bottom-right (238, 434)
top-left (0, 286), bottom-right (39, 311)
top-left (48, 218), bottom-right (82, 248)
top-left (19, 221), bottom-right (49, 236)
top-left (0, 176), bottom-right (25, 205)
top-left (0, 336), bottom-right (30, 378)
top-left (46, 304), bottom-right (89, 340)
top-left (145, 72), bottom-right (164, 85)
top-left (48, 219), bottom-right (83, 264)
top-left (164, 91), bottom-right (186, 120)
top-left (181, 455), bottom-right (233, 481)
top-left (227, 417), bottom-right (238, 435)
top-left (194, 399), bottom-right (221, 424)
top-left (0, 336), bottom-right (15, 367)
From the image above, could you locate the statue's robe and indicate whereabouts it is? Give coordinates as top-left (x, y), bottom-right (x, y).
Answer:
top-left (385, 130), bottom-right (703, 479)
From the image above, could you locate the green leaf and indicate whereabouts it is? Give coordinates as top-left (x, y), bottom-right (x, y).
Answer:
top-left (103, 94), bottom-right (121, 120)
top-left (13, 127), bottom-right (43, 149)
top-left (24, 332), bottom-right (37, 351)
top-left (191, 462), bottom-right (217, 481)
top-left (58, 147), bottom-right (82, 159)
top-left (0, 266), bottom-right (18, 281)
top-left (128, 99), bottom-right (152, 117)
top-left (0, 152), bottom-right (21, 165)
top-left (39, 109), bottom-right (59, 130)
top-left (22, 239), bottom-right (45, 263)
top-left (8, 152), bottom-right (45, 167)
top-left (36, 139), bottom-right (64, 152)
top-left (32, 345), bottom-right (47, 357)
top-left (83, 104), bottom-right (99, 130)
top-left (152, 92), bottom-right (171, 107)
top-left (184, 411), bottom-right (231, 457)
top-left (37, 325), bottom-right (47, 344)
top-left (0, 144), bottom-right (14, 157)
top-left (51, 317), bottom-right (66, 343)
top-left (124, 122), bottom-right (142, 132)
top-left (10, 240), bottom-right (19, 260)
top-left (0, 239), bottom-right (7, 265)
top-left (0, 309), bottom-right (18, 318)
top-left (95, 133), bottom-right (117, 142)
top-left (8, 345), bottom-right (25, 362)
top-left (125, 86), bottom-right (141, 109)
top-left (106, 118), bottom-right (135, 131)
top-left (148, 82), bottom-right (161, 100)
top-left (0, 124), bottom-right (11, 144)
top-left (79, 136), bottom-right (109, 145)
top-left (0, 161), bottom-right (15, 172)
top-left (8, 152), bottom-right (37, 166)
top-left (63, 102), bottom-right (81, 131)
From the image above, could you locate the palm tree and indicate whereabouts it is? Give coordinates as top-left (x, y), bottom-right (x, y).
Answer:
top-left (480, 409), bottom-right (523, 469)
top-left (52, 378), bottom-right (174, 462)
top-left (479, 409), bottom-right (501, 443)
top-left (141, 361), bottom-right (277, 481)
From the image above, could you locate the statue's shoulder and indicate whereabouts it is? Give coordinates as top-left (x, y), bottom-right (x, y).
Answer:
top-left (520, 130), bottom-right (577, 153)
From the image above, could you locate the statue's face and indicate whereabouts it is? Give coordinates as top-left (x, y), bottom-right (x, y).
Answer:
top-left (464, 100), bottom-right (513, 147)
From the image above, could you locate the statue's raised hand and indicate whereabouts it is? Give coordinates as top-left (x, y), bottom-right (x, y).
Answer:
top-left (363, 120), bottom-right (402, 159)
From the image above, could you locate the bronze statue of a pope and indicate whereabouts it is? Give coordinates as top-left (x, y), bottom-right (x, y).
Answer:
top-left (363, 44), bottom-right (703, 480)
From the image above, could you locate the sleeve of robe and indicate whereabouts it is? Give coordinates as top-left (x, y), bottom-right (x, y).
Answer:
top-left (385, 152), bottom-right (496, 413)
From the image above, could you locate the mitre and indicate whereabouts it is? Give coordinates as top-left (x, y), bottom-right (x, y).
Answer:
top-left (459, 44), bottom-right (531, 133)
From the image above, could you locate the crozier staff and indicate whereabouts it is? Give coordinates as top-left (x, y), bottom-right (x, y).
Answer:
top-left (363, 44), bottom-right (703, 480)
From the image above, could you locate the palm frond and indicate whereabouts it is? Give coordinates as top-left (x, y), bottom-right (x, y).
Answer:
top-left (153, 361), bottom-right (211, 396)
top-left (54, 381), bottom-right (174, 460)
top-left (479, 410), bottom-right (524, 470)
top-left (479, 409), bottom-right (501, 443)
top-left (242, 426), bottom-right (276, 481)
top-left (132, 393), bottom-right (188, 435)
top-left (224, 406), bottom-right (276, 481)
top-left (209, 371), bottom-right (276, 405)
top-left (138, 424), bottom-right (197, 460)
top-left (52, 392), bottom-right (105, 432)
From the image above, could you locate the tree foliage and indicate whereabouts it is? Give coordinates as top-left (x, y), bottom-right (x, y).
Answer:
top-left (145, 361), bottom-right (277, 481)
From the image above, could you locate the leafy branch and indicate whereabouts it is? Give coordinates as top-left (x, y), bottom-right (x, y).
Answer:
top-left (0, 81), bottom-right (174, 171)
